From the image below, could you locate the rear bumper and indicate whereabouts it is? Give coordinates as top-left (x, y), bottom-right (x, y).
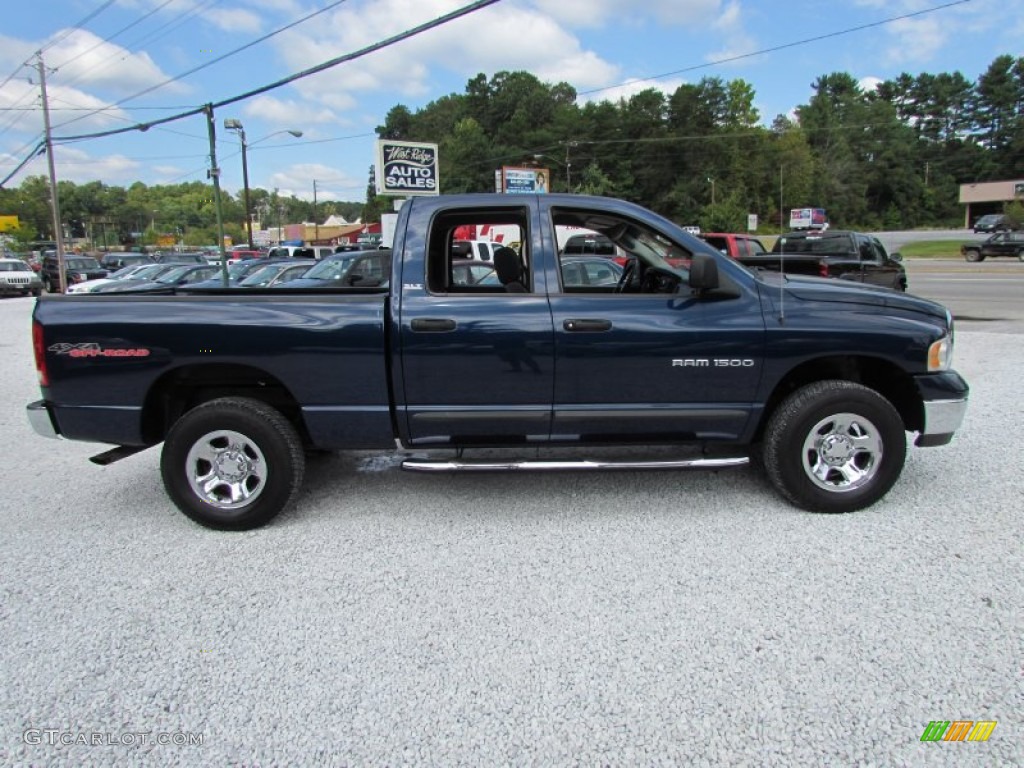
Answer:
top-left (27, 400), bottom-right (61, 439)
top-left (913, 371), bottom-right (969, 447)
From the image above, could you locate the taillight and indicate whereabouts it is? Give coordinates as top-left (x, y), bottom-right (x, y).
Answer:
top-left (818, 260), bottom-right (828, 278)
top-left (32, 320), bottom-right (49, 387)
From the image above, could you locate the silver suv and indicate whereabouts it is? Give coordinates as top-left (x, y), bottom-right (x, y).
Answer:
top-left (0, 257), bottom-right (43, 297)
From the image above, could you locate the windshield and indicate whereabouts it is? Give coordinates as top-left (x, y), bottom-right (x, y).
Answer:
top-left (129, 264), bottom-right (169, 280)
top-left (239, 265), bottom-right (282, 285)
top-left (155, 265), bottom-right (193, 283)
top-left (0, 261), bottom-right (28, 272)
top-left (67, 258), bottom-right (100, 270)
top-left (302, 256), bottom-right (357, 280)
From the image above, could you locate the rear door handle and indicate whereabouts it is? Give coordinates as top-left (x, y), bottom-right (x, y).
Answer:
top-left (411, 318), bottom-right (457, 332)
top-left (563, 318), bottom-right (612, 332)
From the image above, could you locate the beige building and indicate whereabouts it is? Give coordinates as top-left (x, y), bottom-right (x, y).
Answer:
top-left (959, 179), bottom-right (1024, 226)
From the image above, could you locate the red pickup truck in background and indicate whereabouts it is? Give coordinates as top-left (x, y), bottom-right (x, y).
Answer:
top-left (699, 233), bottom-right (769, 260)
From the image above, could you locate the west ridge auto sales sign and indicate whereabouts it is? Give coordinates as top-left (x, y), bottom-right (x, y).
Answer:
top-left (375, 140), bottom-right (439, 197)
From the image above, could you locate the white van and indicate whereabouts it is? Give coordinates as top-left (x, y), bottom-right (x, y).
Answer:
top-left (267, 245), bottom-right (333, 260)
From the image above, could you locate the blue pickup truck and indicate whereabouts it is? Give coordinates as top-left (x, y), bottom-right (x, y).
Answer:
top-left (27, 194), bottom-right (969, 529)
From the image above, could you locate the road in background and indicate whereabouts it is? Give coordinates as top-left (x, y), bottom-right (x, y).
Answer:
top-left (1, 294), bottom-right (1020, 766)
top-left (903, 260), bottom-right (1024, 333)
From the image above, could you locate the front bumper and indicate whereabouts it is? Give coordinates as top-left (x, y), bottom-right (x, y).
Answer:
top-left (27, 400), bottom-right (61, 439)
top-left (913, 371), bottom-right (969, 447)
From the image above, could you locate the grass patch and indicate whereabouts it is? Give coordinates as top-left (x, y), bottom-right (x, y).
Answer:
top-left (897, 240), bottom-right (963, 259)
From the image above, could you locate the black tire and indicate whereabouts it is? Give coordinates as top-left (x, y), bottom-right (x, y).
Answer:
top-left (160, 397), bottom-right (305, 530)
top-left (43, 276), bottom-right (54, 293)
top-left (963, 249), bottom-right (983, 262)
top-left (761, 380), bottom-right (906, 513)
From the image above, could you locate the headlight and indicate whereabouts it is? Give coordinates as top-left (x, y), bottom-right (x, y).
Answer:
top-left (928, 334), bottom-right (953, 371)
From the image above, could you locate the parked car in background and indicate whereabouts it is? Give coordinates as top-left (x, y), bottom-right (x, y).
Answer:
top-left (559, 256), bottom-right (623, 288)
top-left (972, 214), bottom-right (1009, 234)
top-left (40, 253), bottom-right (108, 293)
top-left (66, 263), bottom-right (157, 294)
top-left (283, 249), bottom-right (391, 288)
top-left (699, 232), bottom-right (768, 260)
top-left (451, 259), bottom-right (495, 286)
top-left (961, 231), bottom-right (1024, 262)
top-left (187, 259), bottom-right (291, 288)
top-left (0, 257), bottom-right (43, 297)
top-left (235, 260), bottom-right (316, 288)
top-left (266, 245), bottom-right (317, 260)
top-left (92, 263), bottom-right (220, 293)
top-left (152, 252), bottom-right (209, 264)
top-left (223, 249), bottom-right (263, 262)
top-left (99, 252), bottom-right (151, 271)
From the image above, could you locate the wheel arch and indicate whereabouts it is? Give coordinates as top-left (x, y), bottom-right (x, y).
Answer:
top-left (141, 362), bottom-right (310, 446)
top-left (755, 355), bottom-right (921, 440)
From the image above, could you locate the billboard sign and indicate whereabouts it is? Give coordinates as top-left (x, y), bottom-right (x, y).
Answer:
top-left (375, 140), bottom-right (439, 196)
top-left (789, 208), bottom-right (827, 230)
top-left (0, 215), bottom-right (20, 232)
top-left (501, 167), bottom-right (550, 194)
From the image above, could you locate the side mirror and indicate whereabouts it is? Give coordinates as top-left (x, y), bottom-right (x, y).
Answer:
top-left (890, 251), bottom-right (903, 262)
top-left (688, 253), bottom-right (719, 291)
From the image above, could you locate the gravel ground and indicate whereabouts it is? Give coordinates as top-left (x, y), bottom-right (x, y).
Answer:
top-left (0, 295), bottom-right (1020, 767)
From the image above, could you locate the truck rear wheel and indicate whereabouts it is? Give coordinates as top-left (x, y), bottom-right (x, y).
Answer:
top-left (160, 397), bottom-right (305, 530)
top-left (761, 381), bottom-right (906, 513)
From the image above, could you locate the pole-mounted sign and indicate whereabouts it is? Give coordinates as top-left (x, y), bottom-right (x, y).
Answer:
top-left (375, 140), bottom-right (439, 196)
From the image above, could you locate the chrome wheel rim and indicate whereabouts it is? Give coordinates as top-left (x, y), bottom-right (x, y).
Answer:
top-left (801, 412), bottom-right (882, 493)
top-left (185, 429), bottom-right (267, 509)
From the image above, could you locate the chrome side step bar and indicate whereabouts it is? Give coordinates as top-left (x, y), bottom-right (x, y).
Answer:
top-left (402, 456), bottom-right (749, 472)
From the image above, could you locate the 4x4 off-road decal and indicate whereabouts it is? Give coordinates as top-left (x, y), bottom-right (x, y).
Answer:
top-left (48, 342), bottom-right (151, 358)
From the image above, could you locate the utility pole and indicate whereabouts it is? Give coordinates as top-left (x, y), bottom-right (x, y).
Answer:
top-left (36, 52), bottom-right (68, 293)
top-left (203, 104), bottom-right (229, 283)
top-left (313, 179), bottom-right (319, 243)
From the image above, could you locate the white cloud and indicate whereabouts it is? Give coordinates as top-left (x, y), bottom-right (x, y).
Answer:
top-left (268, 0), bottom-right (622, 122)
top-left (203, 7), bottom-right (264, 34)
top-left (705, 0), bottom-right (758, 67)
top-left (267, 162), bottom-right (365, 199)
top-left (858, 76), bottom-right (882, 93)
top-left (50, 145), bottom-right (142, 183)
top-left (531, 0), bottom-right (720, 28)
top-left (242, 95), bottom-right (342, 126)
top-left (45, 29), bottom-right (185, 96)
top-left (579, 77), bottom-right (686, 105)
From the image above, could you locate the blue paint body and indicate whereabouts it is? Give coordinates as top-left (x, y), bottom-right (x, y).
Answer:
top-left (30, 194), bottom-right (967, 453)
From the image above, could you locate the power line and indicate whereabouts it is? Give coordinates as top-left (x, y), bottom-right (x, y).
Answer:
top-left (51, 0), bottom-right (354, 132)
top-left (578, 0), bottom-right (973, 97)
top-left (51, 0), bottom-right (502, 144)
top-left (38, 0), bottom-right (119, 56)
top-left (50, 0), bottom-right (178, 74)
top-left (55, 0), bottom-right (218, 92)
top-left (1, 0), bottom-right (502, 188)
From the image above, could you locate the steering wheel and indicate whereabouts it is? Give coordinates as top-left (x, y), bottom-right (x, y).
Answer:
top-left (641, 266), bottom-right (681, 294)
top-left (614, 259), bottom-right (636, 293)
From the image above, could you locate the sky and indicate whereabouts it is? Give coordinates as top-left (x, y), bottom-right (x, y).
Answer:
top-left (1, 0), bottom-right (1022, 205)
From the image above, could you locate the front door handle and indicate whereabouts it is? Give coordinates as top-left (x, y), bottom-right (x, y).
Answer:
top-left (563, 318), bottom-right (612, 332)
top-left (411, 318), bottom-right (457, 332)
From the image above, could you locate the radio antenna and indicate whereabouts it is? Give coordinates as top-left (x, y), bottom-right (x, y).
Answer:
top-left (778, 167), bottom-right (785, 325)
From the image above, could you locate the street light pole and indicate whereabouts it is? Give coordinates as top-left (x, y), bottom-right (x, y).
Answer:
top-left (224, 118), bottom-right (253, 249)
top-left (224, 123), bottom-right (302, 249)
top-left (313, 179), bottom-right (319, 243)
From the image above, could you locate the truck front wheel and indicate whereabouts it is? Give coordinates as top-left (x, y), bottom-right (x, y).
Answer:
top-left (761, 381), bottom-right (906, 513)
top-left (161, 397), bottom-right (305, 530)
top-left (964, 249), bottom-right (983, 262)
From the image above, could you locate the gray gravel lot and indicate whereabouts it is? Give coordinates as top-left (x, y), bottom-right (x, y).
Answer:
top-left (0, 295), bottom-right (1020, 766)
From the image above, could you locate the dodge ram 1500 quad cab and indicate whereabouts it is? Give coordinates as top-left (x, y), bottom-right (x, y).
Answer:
top-left (28, 194), bottom-right (968, 530)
